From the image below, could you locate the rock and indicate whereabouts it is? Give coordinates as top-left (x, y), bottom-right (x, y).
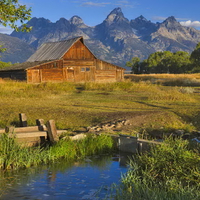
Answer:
top-left (174, 129), bottom-right (185, 136)
top-left (70, 133), bottom-right (86, 141)
top-left (109, 124), bottom-right (116, 128)
top-left (182, 133), bottom-right (190, 140)
top-left (75, 127), bottom-right (87, 132)
top-left (116, 122), bottom-right (123, 128)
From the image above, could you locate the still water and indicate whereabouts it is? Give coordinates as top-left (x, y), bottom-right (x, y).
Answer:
top-left (0, 154), bottom-right (129, 200)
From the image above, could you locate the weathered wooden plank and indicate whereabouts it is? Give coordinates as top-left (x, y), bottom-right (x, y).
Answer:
top-left (19, 113), bottom-right (28, 127)
top-left (13, 131), bottom-right (47, 138)
top-left (63, 40), bottom-right (94, 60)
top-left (9, 126), bottom-right (45, 133)
top-left (5, 126), bottom-right (15, 133)
top-left (119, 135), bottom-right (138, 153)
top-left (36, 119), bottom-right (44, 126)
top-left (16, 137), bottom-right (46, 147)
top-left (64, 60), bottom-right (94, 66)
top-left (46, 120), bottom-right (58, 142)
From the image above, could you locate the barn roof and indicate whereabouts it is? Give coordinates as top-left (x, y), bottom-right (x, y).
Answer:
top-left (0, 61), bottom-right (48, 71)
top-left (27, 36), bottom-right (89, 62)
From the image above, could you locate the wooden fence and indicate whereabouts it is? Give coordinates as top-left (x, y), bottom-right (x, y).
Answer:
top-left (0, 113), bottom-right (162, 151)
top-left (0, 113), bottom-right (66, 146)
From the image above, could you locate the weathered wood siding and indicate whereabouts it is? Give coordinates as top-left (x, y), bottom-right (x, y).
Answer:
top-left (95, 70), bottom-right (116, 82)
top-left (63, 40), bottom-right (94, 60)
top-left (27, 60), bottom-right (64, 83)
top-left (95, 59), bottom-right (124, 82)
top-left (62, 66), bottom-right (95, 82)
top-left (62, 40), bottom-right (96, 82)
top-left (26, 40), bottom-right (125, 83)
top-left (116, 69), bottom-right (124, 81)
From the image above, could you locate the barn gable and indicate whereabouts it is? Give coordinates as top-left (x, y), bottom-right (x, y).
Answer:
top-left (27, 37), bottom-right (85, 62)
top-left (63, 39), bottom-right (95, 60)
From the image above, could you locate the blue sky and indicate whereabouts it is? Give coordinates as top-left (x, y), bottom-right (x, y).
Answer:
top-left (1, 0), bottom-right (200, 34)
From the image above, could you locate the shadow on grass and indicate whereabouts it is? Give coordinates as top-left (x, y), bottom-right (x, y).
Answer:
top-left (173, 110), bottom-right (200, 130)
top-left (134, 101), bottom-right (171, 110)
top-left (10, 120), bottom-right (20, 127)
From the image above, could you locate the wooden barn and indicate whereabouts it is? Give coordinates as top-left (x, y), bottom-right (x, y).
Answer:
top-left (0, 37), bottom-right (125, 83)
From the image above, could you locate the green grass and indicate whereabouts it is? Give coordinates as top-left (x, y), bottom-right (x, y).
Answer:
top-left (0, 79), bottom-right (200, 133)
top-left (1, 78), bottom-right (200, 198)
top-left (0, 133), bottom-right (114, 170)
top-left (111, 137), bottom-right (200, 200)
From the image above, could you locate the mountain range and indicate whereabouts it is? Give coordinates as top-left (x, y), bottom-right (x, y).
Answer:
top-left (1, 7), bottom-right (200, 67)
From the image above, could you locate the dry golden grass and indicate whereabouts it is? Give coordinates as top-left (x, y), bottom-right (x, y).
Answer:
top-left (125, 73), bottom-right (200, 79)
top-left (0, 78), bottom-right (4, 83)
top-left (125, 73), bottom-right (200, 87)
top-left (0, 79), bottom-right (199, 133)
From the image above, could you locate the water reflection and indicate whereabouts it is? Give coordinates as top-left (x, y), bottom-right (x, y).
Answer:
top-left (0, 154), bottom-right (129, 200)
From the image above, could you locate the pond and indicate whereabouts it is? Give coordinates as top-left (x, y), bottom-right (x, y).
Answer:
top-left (0, 154), bottom-right (129, 200)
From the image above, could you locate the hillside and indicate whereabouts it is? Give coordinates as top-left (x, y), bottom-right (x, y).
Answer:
top-left (0, 33), bottom-right (35, 63)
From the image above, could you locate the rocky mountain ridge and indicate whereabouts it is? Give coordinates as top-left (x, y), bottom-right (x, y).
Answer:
top-left (2, 7), bottom-right (200, 66)
top-left (0, 33), bottom-right (35, 63)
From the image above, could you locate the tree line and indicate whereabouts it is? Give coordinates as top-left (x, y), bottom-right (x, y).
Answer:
top-left (126, 43), bottom-right (200, 74)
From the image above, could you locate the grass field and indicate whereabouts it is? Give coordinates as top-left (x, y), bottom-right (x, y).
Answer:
top-left (0, 76), bottom-right (200, 137)
top-left (125, 73), bottom-right (200, 86)
top-left (0, 76), bottom-right (200, 199)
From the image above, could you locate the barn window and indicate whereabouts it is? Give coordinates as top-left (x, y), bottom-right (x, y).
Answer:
top-left (86, 68), bottom-right (90, 71)
top-left (53, 62), bottom-right (57, 68)
top-left (81, 68), bottom-right (85, 72)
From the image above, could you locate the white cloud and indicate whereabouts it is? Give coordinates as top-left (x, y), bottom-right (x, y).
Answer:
top-left (180, 20), bottom-right (200, 28)
top-left (152, 16), bottom-right (189, 21)
top-left (0, 27), bottom-right (13, 34)
top-left (75, 0), bottom-right (135, 8)
top-left (81, 2), bottom-right (111, 7)
top-left (152, 16), bottom-right (167, 21)
top-left (115, 0), bottom-right (137, 8)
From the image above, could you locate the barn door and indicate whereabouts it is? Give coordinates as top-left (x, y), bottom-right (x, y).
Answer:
top-left (31, 69), bottom-right (40, 83)
top-left (116, 70), bottom-right (122, 81)
top-left (67, 68), bottom-right (75, 82)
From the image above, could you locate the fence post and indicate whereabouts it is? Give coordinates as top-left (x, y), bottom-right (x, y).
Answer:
top-left (5, 126), bottom-right (15, 133)
top-left (19, 113), bottom-right (28, 127)
top-left (36, 119), bottom-right (44, 126)
top-left (46, 120), bottom-right (58, 143)
top-left (36, 119), bottom-right (46, 131)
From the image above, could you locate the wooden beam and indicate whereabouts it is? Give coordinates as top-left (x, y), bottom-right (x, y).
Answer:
top-left (36, 119), bottom-right (44, 126)
top-left (19, 113), bottom-right (28, 127)
top-left (14, 131), bottom-right (47, 138)
top-left (46, 120), bottom-right (58, 143)
top-left (5, 126), bottom-right (44, 133)
top-left (5, 126), bottom-right (15, 133)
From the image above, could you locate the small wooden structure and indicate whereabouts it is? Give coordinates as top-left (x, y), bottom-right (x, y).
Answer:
top-left (118, 134), bottom-right (138, 153)
top-left (0, 36), bottom-right (125, 83)
top-left (0, 113), bottom-right (65, 146)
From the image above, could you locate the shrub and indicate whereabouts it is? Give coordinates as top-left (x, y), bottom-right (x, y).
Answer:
top-left (113, 137), bottom-right (200, 200)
